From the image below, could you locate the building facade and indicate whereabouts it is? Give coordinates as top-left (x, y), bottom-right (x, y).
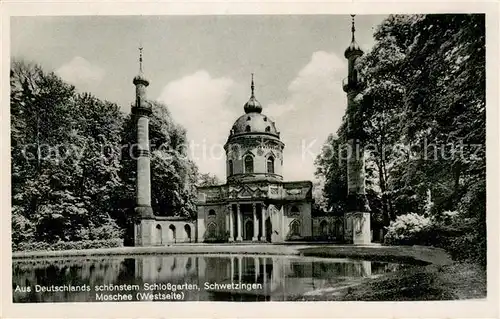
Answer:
top-left (133, 16), bottom-right (373, 246)
top-left (196, 76), bottom-right (314, 243)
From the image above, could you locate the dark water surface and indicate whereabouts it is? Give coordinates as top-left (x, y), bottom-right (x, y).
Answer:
top-left (13, 254), bottom-right (412, 302)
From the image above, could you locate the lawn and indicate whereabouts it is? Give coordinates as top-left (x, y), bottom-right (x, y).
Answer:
top-left (291, 262), bottom-right (486, 301)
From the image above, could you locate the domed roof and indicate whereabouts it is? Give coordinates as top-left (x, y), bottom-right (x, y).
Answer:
top-left (229, 74), bottom-right (279, 137)
top-left (231, 112), bottom-right (279, 136)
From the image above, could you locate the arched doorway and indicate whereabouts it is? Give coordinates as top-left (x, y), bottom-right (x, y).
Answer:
top-left (335, 220), bottom-right (343, 241)
top-left (265, 217), bottom-right (272, 242)
top-left (244, 220), bottom-right (253, 241)
top-left (319, 220), bottom-right (328, 237)
top-left (156, 224), bottom-right (162, 245)
top-left (207, 222), bottom-right (217, 239)
top-left (169, 224), bottom-right (176, 243)
top-left (184, 224), bottom-right (191, 242)
top-left (290, 220), bottom-right (301, 237)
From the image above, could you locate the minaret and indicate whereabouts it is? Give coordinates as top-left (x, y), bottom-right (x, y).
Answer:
top-left (132, 47), bottom-right (154, 246)
top-left (343, 15), bottom-right (371, 244)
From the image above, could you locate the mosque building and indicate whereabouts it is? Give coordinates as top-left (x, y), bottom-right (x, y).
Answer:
top-left (133, 16), bottom-right (372, 246)
top-left (195, 75), bottom-right (314, 243)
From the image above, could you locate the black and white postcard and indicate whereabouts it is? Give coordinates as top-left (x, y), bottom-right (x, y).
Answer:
top-left (1, 1), bottom-right (498, 318)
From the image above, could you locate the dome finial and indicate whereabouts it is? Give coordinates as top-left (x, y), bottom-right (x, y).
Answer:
top-left (243, 72), bottom-right (262, 113)
top-left (351, 14), bottom-right (356, 42)
top-left (251, 73), bottom-right (255, 97)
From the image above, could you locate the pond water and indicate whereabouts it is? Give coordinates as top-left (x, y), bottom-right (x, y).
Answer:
top-left (13, 254), bottom-right (413, 302)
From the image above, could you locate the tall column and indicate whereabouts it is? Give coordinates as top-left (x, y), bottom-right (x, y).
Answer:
top-left (260, 204), bottom-right (266, 242)
top-left (254, 257), bottom-right (260, 282)
top-left (252, 203), bottom-right (258, 241)
top-left (263, 257), bottom-right (267, 290)
top-left (230, 256), bottom-right (234, 284)
top-left (343, 15), bottom-right (371, 245)
top-left (228, 204), bottom-right (234, 242)
top-left (132, 47), bottom-right (154, 247)
top-left (236, 204), bottom-right (243, 241)
top-left (238, 256), bottom-right (243, 282)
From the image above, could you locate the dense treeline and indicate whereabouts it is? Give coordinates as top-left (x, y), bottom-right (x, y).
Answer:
top-left (315, 14), bottom-right (486, 265)
top-left (10, 60), bottom-right (201, 249)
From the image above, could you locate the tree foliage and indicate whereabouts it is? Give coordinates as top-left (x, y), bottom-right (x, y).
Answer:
top-left (197, 173), bottom-right (221, 187)
top-left (315, 14), bottom-right (485, 264)
top-left (11, 59), bottom-right (200, 247)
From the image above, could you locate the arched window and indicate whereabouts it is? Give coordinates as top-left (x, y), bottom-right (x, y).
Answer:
top-left (247, 116), bottom-right (251, 121)
top-left (245, 125), bottom-right (251, 132)
top-left (169, 224), bottom-right (176, 242)
top-left (290, 206), bottom-right (300, 215)
top-left (267, 156), bottom-right (274, 174)
top-left (290, 220), bottom-right (301, 237)
top-left (208, 209), bottom-right (216, 216)
top-left (334, 220), bottom-right (343, 239)
top-left (265, 126), bottom-right (270, 132)
top-left (156, 224), bottom-right (162, 245)
top-left (184, 224), bottom-right (191, 241)
top-left (228, 160), bottom-right (234, 175)
top-left (244, 156), bottom-right (254, 173)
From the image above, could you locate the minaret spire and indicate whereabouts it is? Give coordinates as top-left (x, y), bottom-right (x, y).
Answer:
top-left (139, 46), bottom-right (143, 73)
top-left (133, 45), bottom-right (149, 87)
top-left (344, 14), bottom-right (363, 60)
top-left (351, 14), bottom-right (356, 42)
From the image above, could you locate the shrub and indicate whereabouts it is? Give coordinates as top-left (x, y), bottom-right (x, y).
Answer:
top-left (12, 239), bottom-right (123, 252)
top-left (384, 210), bottom-right (486, 268)
top-left (443, 216), bottom-right (486, 267)
top-left (91, 220), bottom-right (124, 240)
top-left (384, 213), bottom-right (433, 246)
top-left (11, 207), bottom-right (35, 245)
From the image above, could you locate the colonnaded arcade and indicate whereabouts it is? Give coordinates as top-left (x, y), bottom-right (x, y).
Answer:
top-left (133, 15), bottom-right (373, 246)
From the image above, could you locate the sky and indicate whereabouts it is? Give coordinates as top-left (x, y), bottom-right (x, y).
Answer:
top-left (11, 15), bottom-right (386, 182)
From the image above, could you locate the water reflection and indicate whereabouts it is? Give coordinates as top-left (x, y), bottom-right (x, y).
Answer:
top-left (13, 255), bottom-right (408, 302)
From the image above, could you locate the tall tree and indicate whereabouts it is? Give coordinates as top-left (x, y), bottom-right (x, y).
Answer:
top-left (11, 60), bottom-right (202, 247)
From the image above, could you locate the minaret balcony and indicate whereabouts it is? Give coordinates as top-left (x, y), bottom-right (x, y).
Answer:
top-left (132, 102), bottom-right (153, 116)
top-left (342, 77), bottom-right (349, 92)
top-left (342, 77), bottom-right (365, 92)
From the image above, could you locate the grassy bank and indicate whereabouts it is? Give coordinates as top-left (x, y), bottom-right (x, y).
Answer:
top-left (292, 262), bottom-right (486, 301)
top-left (296, 246), bottom-right (485, 300)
